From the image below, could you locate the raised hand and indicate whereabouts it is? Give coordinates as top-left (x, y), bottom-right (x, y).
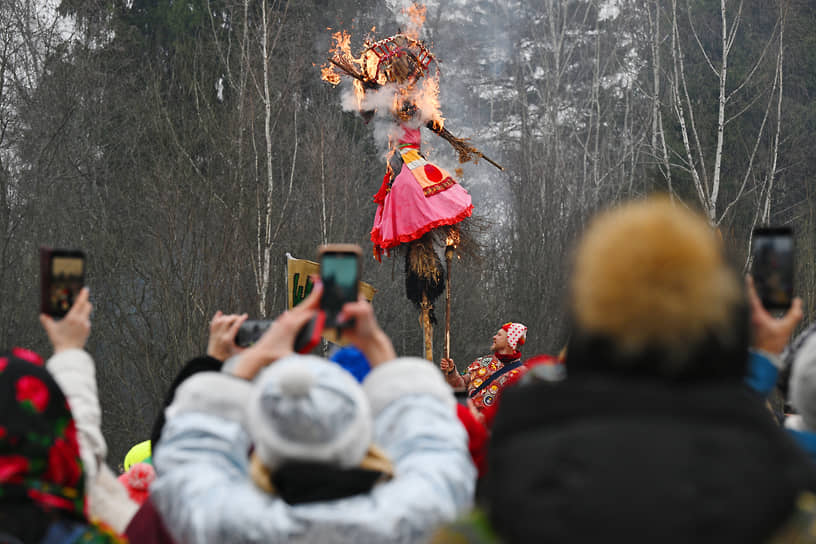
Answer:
top-left (207, 311), bottom-right (248, 362)
top-left (746, 274), bottom-right (803, 355)
top-left (40, 287), bottom-right (92, 353)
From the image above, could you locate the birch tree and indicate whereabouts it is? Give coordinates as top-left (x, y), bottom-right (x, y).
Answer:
top-left (652, 0), bottom-right (788, 238)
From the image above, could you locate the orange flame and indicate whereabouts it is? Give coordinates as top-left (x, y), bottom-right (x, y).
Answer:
top-left (320, 30), bottom-right (366, 87)
top-left (404, 4), bottom-right (427, 40)
top-left (418, 74), bottom-right (444, 129)
top-left (445, 228), bottom-right (460, 248)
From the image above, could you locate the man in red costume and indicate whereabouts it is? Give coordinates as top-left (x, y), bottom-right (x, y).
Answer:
top-left (440, 323), bottom-right (528, 426)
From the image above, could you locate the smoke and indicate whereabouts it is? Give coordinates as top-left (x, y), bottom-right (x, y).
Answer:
top-left (325, 0), bottom-right (519, 218)
top-left (384, 0), bottom-right (438, 38)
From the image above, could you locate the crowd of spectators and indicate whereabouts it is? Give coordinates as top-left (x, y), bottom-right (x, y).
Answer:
top-left (2, 195), bottom-right (816, 543)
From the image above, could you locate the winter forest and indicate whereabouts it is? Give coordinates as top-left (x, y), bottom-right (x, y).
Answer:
top-left (1, 0), bottom-right (814, 462)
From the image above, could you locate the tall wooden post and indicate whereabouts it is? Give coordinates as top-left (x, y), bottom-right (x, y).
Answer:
top-left (421, 293), bottom-right (433, 360)
top-left (444, 244), bottom-right (454, 359)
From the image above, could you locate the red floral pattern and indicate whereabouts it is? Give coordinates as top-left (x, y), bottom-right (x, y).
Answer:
top-left (15, 375), bottom-right (50, 412)
top-left (45, 436), bottom-right (83, 487)
top-left (0, 455), bottom-right (29, 483)
top-left (11, 347), bottom-right (44, 366)
top-left (28, 488), bottom-right (76, 511)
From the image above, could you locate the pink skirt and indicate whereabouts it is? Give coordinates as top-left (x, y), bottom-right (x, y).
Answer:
top-left (371, 162), bottom-right (473, 252)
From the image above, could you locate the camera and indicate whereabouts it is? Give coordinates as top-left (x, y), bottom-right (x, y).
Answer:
top-left (235, 320), bottom-right (272, 348)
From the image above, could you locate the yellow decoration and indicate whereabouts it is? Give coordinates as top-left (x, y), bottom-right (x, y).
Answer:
top-left (124, 440), bottom-right (151, 471)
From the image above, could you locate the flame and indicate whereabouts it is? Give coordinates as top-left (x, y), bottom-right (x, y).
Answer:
top-left (404, 4), bottom-right (427, 40)
top-left (320, 30), bottom-right (366, 87)
top-left (445, 228), bottom-right (460, 248)
top-left (353, 79), bottom-right (365, 110)
top-left (417, 73), bottom-right (444, 128)
top-left (321, 64), bottom-right (341, 86)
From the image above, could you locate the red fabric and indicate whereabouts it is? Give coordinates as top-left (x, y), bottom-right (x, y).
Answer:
top-left (424, 164), bottom-right (443, 182)
top-left (372, 170), bottom-right (391, 205)
top-left (369, 124), bottom-right (474, 252)
top-left (371, 204), bottom-right (474, 250)
top-left (456, 404), bottom-right (488, 478)
top-left (496, 351), bottom-right (521, 363)
top-left (125, 497), bottom-right (176, 544)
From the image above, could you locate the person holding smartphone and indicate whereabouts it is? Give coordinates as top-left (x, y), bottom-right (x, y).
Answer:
top-left (481, 197), bottom-right (816, 543)
top-left (147, 280), bottom-right (476, 543)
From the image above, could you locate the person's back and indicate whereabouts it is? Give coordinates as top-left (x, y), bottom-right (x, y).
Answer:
top-left (484, 198), bottom-right (816, 543)
top-left (149, 284), bottom-right (475, 543)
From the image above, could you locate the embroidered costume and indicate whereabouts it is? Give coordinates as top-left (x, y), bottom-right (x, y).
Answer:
top-left (465, 354), bottom-right (527, 412)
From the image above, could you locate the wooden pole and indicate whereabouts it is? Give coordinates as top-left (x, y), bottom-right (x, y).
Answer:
top-left (421, 292), bottom-right (433, 361)
top-left (444, 244), bottom-right (454, 359)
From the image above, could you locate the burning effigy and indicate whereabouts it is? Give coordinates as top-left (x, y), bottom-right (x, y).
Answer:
top-left (322, 5), bottom-right (502, 359)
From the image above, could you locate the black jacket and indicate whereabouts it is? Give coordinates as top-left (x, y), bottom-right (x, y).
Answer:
top-left (484, 375), bottom-right (816, 543)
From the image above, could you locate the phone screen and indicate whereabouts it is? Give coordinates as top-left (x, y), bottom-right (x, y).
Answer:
top-left (320, 252), bottom-right (360, 325)
top-left (44, 252), bottom-right (85, 317)
top-left (751, 227), bottom-right (794, 310)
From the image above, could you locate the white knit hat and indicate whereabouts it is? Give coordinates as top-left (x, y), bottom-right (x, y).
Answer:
top-left (245, 355), bottom-right (373, 470)
top-left (790, 332), bottom-right (816, 431)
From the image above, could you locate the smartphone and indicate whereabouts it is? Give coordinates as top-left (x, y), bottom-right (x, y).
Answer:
top-left (235, 320), bottom-right (272, 348)
top-left (40, 248), bottom-right (85, 318)
top-left (318, 243), bottom-right (362, 329)
top-left (751, 226), bottom-right (794, 311)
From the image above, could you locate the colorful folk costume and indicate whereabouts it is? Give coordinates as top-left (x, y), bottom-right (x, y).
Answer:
top-left (324, 30), bottom-right (502, 355)
top-left (448, 323), bottom-right (529, 428)
top-left (370, 123), bottom-right (473, 254)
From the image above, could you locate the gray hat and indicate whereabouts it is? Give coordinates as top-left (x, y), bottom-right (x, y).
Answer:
top-left (245, 355), bottom-right (373, 470)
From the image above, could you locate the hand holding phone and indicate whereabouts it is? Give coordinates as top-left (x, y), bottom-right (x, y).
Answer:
top-left (40, 247), bottom-right (86, 319)
top-left (230, 283), bottom-right (325, 380)
top-left (39, 286), bottom-right (92, 353)
top-left (746, 275), bottom-right (803, 355)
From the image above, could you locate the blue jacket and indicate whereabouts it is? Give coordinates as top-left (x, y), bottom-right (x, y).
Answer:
top-left (150, 356), bottom-right (475, 543)
top-left (745, 350), bottom-right (816, 464)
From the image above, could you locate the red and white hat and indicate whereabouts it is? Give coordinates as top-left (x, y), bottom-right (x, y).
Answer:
top-left (502, 322), bottom-right (527, 351)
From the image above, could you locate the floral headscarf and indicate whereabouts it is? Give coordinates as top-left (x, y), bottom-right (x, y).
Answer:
top-left (0, 349), bottom-right (125, 543)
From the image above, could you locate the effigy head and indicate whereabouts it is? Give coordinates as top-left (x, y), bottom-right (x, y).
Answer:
top-left (363, 34), bottom-right (437, 86)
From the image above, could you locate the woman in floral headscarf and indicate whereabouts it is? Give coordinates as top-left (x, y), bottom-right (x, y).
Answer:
top-left (0, 349), bottom-right (125, 543)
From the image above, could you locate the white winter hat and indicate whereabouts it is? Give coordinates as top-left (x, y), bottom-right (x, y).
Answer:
top-left (246, 355), bottom-right (373, 470)
top-left (790, 332), bottom-right (816, 431)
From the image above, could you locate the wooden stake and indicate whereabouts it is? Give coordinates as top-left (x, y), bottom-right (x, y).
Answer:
top-left (421, 292), bottom-right (433, 361)
top-left (444, 244), bottom-right (454, 359)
